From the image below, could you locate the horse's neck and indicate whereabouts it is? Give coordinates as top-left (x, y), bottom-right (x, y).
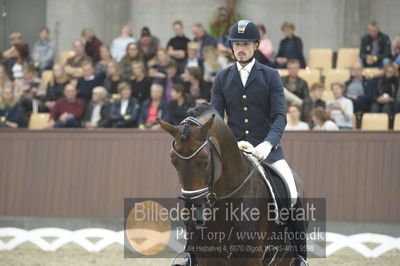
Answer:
top-left (213, 123), bottom-right (249, 193)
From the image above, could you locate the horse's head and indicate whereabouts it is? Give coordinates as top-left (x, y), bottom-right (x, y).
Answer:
top-left (158, 113), bottom-right (223, 196)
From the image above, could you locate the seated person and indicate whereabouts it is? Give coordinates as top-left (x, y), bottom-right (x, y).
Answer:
top-left (3, 43), bottom-right (32, 80)
top-left (0, 85), bottom-right (27, 128)
top-left (32, 27), bottom-right (55, 75)
top-left (360, 21), bottom-right (392, 68)
top-left (0, 65), bottom-right (13, 96)
top-left (166, 20), bottom-right (190, 66)
top-left (45, 63), bottom-right (69, 110)
top-left (257, 24), bottom-right (274, 63)
top-left (167, 84), bottom-right (194, 125)
top-left (2, 32), bottom-right (26, 60)
top-left (191, 23), bottom-right (216, 60)
top-left (81, 28), bottom-right (103, 63)
top-left (14, 64), bottom-right (47, 113)
top-left (301, 82), bottom-right (326, 124)
top-left (275, 21), bottom-right (306, 68)
top-left (147, 49), bottom-right (171, 79)
top-left (217, 33), bottom-right (231, 58)
top-left (109, 82), bottom-right (140, 128)
top-left (181, 67), bottom-right (210, 103)
top-left (110, 24), bottom-right (137, 62)
top-left (370, 63), bottom-right (398, 116)
top-left (129, 61), bottom-right (152, 104)
top-left (94, 45), bottom-right (114, 75)
top-left (179, 42), bottom-right (204, 75)
top-left (76, 61), bottom-right (104, 103)
top-left (119, 42), bottom-right (144, 79)
top-left (202, 45), bottom-right (228, 83)
top-left (64, 40), bottom-right (92, 79)
top-left (104, 60), bottom-right (124, 97)
top-left (138, 83), bottom-right (169, 129)
top-left (138, 27), bottom-right (162, 62)
top-left (163, 60), bottom-right (183, 101)
top-left (285, 105), bottom-right (309, 130)
top-left (281, 59), bottom-right (309, 100)
top-left (49, 82), bottom-right (85, 128)
top-left (326, 83), bottom-right (354, 129)
top-left (83, 86), bottom-right (110, 128)
top-left (344, 61), bottom-right (374, 112)
top-left (310, 107), bottom-right (339, 130)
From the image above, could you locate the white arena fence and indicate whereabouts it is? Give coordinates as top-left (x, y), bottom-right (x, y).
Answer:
top-left (0, 227), bottom-right (399, 258)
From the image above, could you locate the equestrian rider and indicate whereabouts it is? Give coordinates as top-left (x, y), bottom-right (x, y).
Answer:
top-left (211, 20), bottom-right (308, 266)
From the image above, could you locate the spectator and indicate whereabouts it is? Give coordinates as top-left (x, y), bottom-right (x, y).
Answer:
top-left (2, 32), bottom-right (26, 60)
top-left (110, 25), bottom-right (136, 62)
top-left (256, 23), bottom-right (274, 65)
top-left (163, 60), bottom-right (183, 101)
top-left (45, 63), bottom-right (69, 110)
top-left (83, 86), bottom-right (110, 128)
top-left (181, 67), bottom-right (210, 103)
top-left (148, 49), bottom-right (171, 79)
top-left (109, 82), bottom-right (140, 128)
top-left (179, 42), bottom-right (204, 75)
top-left (129, 61), bottom-right (151, 104)
top-left (275, 22), bottom-right (306, 68)
top-left (119, 42), bottom-right (144, 79)
top-left (49, 82), bottom-right (85, 128)
top-left (104, 60), bottom-right (124, 97)
top-left (64, 40), bottom-right (92, 79)
top-left (167, 84), bottom-right (194, 125)
top-left (14, 64), bottom-right (46, 113)
top-left (138, 83), bottom-right (168, 129)
top-left (360, 21), bottom-right (392, 68)
top-left (32, 27), bottom-right (55, 76)
top-left (217, 32), bottom-right (231, 58)
top-left (310, 107), bottom-right (339, 130)
top-left (0, 65), bottom-right (12, 96)
top-left (392, 37), bottom-right (400, 70)
top-left (0, 85), bottom-right (27, 128)
top-left (285, 105), bottom-right (309, 130)
top-left (3, 43), bottom-right (32, 80)
top-left (191, 23), bottom-right (217, 59)
top-left (281, 59), bottom-right (309, 100)
top-left (344, 61), bottom-right (374, 112)
top-left (94, 45), bottom-right (114, 75)
top-left (301, 82), bottom-right (326, 124)
top-left (326, 83), bottom-right (353, 129)
top-left (370, 64), bottom-right (398, 116)
top-left (76, 62), bottom-right (104, 103)
top-left (81, 28), bottom-right (103, 63)
top-left (202, 45), bottom-right (228, 82)
top-left (138, 27), bottom-right (161, 62)
top-left (166, 20), bottom-right (190, 66)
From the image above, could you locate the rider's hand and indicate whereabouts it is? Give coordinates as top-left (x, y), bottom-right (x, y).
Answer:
top-left (237, 141), bottom-right (254, 153)
top-left (252, 141), bottom-right (273, 161)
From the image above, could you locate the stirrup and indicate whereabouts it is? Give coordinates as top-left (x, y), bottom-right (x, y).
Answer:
top-left (170, 250), bottom-right (192, 266)
top-left (290, 255), bottom-right (309, 266)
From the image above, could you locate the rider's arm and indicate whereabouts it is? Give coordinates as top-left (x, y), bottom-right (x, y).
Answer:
top-left (210, 73), bottom-right (226, 118)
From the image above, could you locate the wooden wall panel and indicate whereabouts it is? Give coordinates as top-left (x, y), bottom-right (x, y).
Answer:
top-left (0, 130), bottom-right (399, 222)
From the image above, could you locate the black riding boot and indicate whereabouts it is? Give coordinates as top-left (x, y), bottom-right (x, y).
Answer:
top-left (288, 198), bottom-right (309, 266)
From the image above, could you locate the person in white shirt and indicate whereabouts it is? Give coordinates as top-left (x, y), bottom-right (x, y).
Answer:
top-left (285, 105), bottom-right (310, 130)
top-left (311, 107), bottom-right (339, 130)
top-left (326, 82), bottom-right (353, 129)
top-left (110, 25), bottom-right (137, 62)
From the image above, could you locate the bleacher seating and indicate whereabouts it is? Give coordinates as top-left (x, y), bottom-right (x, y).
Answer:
top-left (307, 48), bottom-right (333, 73)
top-left (336, 48), bottom-right (360, 69)
top-left (361, 113), bottom-right (389, 130)
top-left (298, 68), bottom-right (321, 87)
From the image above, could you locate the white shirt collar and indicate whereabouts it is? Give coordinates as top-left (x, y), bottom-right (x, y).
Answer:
top-left (236, 58), bottom-right (255, 73)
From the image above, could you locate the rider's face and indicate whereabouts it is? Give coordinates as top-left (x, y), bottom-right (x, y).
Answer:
top-left (232, 41), bottom-right (257, 64)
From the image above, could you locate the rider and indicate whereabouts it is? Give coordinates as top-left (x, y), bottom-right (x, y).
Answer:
top-left (210, 20), bottom-right (308, 266)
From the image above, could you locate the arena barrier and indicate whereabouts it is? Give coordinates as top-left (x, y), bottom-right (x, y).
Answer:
top-left (0, 129), bottom-right (399, 222)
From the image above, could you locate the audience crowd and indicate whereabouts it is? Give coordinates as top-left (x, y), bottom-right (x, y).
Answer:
top-left (1, 20), bottom-right (399, 130)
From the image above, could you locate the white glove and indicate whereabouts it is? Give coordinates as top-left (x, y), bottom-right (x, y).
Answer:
top-left (252, 141), bottom-right (273, 161)
top-left (237, 141), bottom-right (254, 153)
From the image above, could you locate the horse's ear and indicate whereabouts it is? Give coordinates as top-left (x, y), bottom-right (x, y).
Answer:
top-left (199, 114), bottom-right (215, 139)
top-left (157, 118), bottom-right (178, 138)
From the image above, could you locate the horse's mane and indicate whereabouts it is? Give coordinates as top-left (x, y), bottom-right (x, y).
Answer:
top-left (187, 103), bottom-right (216, 117)
top-left (179, 103), bottom-right (217, 140)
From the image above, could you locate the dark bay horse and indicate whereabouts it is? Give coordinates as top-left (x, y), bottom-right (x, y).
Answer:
top-left (158, 104), bottom-right (299, 266)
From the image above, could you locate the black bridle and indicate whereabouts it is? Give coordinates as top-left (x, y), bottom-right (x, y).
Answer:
top-left (172, 116), bottom-right (260, 207)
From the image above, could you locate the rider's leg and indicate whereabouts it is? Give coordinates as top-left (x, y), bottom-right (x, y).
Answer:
top-left (266, 159), bottom-right (308, 264)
